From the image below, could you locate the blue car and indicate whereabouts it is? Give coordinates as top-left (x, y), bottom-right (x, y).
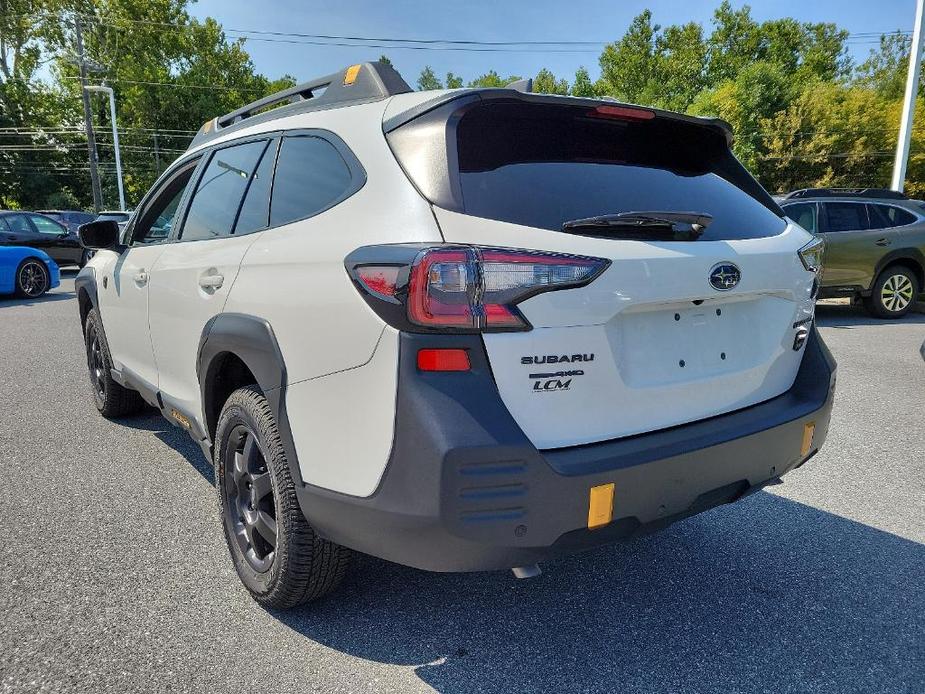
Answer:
top-left (0, 247), bottom-right (60, 298)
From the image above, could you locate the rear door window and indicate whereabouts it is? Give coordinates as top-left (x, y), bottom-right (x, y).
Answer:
top-left (269, 136), bottom-right (354, 227)
top-left (181, 139), bottom-right (268, 242)
top-left (784, 203), bottom-right (817, 233)
top-left (823, 203), bottom-right (868, 232)
top-left (234, 139), bottom-right (278, 235)
top-left (4, 214), bottom-right (33, 234)
top-left (451, 102), bottom-right (785, 241)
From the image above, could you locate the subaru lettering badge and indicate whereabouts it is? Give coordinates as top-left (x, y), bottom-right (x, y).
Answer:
top-left (709, 263), bottom-right (741, 291)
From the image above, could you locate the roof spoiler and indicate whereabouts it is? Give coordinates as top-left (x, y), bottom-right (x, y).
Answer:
top-left (188, 61), bottom-right (413, 150)
top-left (783, 187), bottom-right (908, 200)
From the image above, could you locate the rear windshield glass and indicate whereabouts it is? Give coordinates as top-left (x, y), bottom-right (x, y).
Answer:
top-left (454, 102), bottom-right (785, 241)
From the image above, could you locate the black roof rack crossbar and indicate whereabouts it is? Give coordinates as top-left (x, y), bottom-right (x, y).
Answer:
top-left (783, 187), bottom-right (908, 200)
top-left (188, 61), bottom-right (412, 150)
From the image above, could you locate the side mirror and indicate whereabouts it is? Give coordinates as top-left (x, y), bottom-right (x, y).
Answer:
top-left (78, 220), bottom-right (122, 251)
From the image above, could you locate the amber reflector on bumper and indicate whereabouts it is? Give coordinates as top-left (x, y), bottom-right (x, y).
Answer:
top-left (801, 422), bottom-right (816, 457)
top-left (588, 483), bottom-right (615, 529)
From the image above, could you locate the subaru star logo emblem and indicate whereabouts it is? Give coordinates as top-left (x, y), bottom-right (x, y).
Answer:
top-left (709, 263), bottom-right (741, 291)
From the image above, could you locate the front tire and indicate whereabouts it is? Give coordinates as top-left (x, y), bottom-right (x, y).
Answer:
top-left (865, 267), bottom-right (919, 319)
top-left (215, 386), bottom-right (349, 609)
top-left (83, 308), bottom-right (145, 417)
top-left (15, 258), bottom-right (50, 298)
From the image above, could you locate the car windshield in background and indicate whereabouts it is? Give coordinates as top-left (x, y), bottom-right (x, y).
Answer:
top-left (455, 102), bottom-right (787, 242)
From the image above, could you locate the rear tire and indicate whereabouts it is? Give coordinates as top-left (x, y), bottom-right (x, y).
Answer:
top-left (864, 267), bottom-right (919, 319)
top-left (215, 386), bottom-right (349, 609)
top-left (83, 308), bottom-right (145, 417)
top-left (14, 258), bottom-right (50, 298)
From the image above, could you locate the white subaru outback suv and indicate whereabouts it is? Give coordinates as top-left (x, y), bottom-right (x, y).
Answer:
top-left (76, 62), bottom-right (836, 608)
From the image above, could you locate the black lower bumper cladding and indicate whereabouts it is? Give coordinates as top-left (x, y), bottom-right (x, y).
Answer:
top-left (294, 327), bottom-right (836, 572)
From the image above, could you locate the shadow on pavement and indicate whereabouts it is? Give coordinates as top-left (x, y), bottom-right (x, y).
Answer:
top-left (0, 289), bottom-right (76, 307)
top-left (114, 408), bottom-right (215, 485)
top-left (815, 301), bottom-right (925, 328)
top-left (272, 492), bottom-right (923, 694)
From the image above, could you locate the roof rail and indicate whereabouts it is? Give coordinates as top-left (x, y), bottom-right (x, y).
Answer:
top-left (783, 187), bottom-right (908, 200)
top-left (188, 61), bottom-right (412, 150)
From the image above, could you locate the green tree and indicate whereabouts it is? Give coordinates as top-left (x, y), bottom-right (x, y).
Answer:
top-left (533, 68), bottom-right (568, 95)
top-left (855, 32), bottom-right (910, 100)
top-left (598, 10), bottom-right (658, 103)
top-left (467, 70), bottom-right (521, 88)
top-left (570, 66), bottom-right (596, 97)
top-left (378, 54), bottom-right (393, 67)
top-left (416, 65), bottom-right (442, 91)
top-left (445, 71), bottom-right (463, 89)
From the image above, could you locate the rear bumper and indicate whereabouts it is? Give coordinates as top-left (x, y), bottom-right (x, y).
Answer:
top-left (295, 326), bottom-right (836, 572)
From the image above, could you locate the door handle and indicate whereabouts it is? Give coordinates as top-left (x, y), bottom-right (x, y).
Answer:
top-left (134, 270), bottom-right (149, 286)
top-left (875, 238), bottom-right (891, 247)
top-left (198, 273), bottom-right (225, 290)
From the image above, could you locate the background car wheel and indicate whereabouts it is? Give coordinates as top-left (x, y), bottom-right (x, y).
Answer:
top-left (83, 308), bottom-right (145, 417)
top-left (79, 249), bottom-right (95, 268)
top-left (215, 386), bottom-right (349, 609)
top-left (864, 267), bottom-right (919, 319)
top-left (15, 258), bottom-right (50, 298)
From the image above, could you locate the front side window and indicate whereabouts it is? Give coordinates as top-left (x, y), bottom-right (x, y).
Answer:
top-left (132, 161), bottom-right (199, 245)
top-left (270, 136), bottom-right (353, 227)
top-left (784, 203), bottom-right (817, 233)
top-left (181, 140), bottom-right (268, 242)
top-left (824, 203), bottom-right (868, 233)
top-left (28, 214), bottom-right (65, 235)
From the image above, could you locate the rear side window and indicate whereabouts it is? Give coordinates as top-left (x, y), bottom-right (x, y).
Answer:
top-left (450, 102), bottom-right (785, 241)
top-left (4, 214), bottom-right (31, 234)
top-left (182, 139), bottom-right (268, 241)
top-left (824, 203), bottom-right (868, 232)
top-left (270, 136), bottom-right (353, 227)
top-left (784, 203), bottom-right (817, 233)
top-left (234, 140), bottom-right (278, 236)
top-left (868, 204), bottom-right (916, 229)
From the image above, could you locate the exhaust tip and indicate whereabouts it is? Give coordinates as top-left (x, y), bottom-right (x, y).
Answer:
top-left (511, 564), bottom-right (542, 579)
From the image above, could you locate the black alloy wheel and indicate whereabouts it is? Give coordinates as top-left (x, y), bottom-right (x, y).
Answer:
top-left (16, 260), bottom-right (49, 298)
top-left (222, 424), bottom-right (278, 573)
top-left (86, 321), bottom-right (107, 401)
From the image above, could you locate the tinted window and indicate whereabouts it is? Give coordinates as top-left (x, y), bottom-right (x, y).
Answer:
top-left (133, 162), bottom-right (199, 244)
top-left (29, 214), bottom-right (65, 235)
top-left (182, 140), bottom-right (268, 241)
top-left (453, 102), bottom-right (786, 241)
top-left (0, 217), bottom-right (10, 233)
top-left (5, 214), bottom-right (32, 234)
top-left (825, 203), bottom-right (868, 232)
top-left (270, 136), bottom-right (353, 227)
top-left (868, 204), bottom-right (916, 229)
top-left (97, 213), bottom-right (130, 223)
top-left (234, 140), bottom-right (278, 235)
top-left (785, 203), bottom-right (817, 233)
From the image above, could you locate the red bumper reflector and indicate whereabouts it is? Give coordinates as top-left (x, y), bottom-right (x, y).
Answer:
top-left (417, 348), bottom-right (470, 372)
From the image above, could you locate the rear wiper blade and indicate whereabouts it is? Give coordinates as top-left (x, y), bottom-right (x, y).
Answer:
top-left (561, 211), bottom-right (713, 241)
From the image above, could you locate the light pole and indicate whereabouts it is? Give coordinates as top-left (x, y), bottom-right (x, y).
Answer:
top-left (891, 0), bottom-right (925, 192)
top-left (84, 85), bottom-right (125, 211)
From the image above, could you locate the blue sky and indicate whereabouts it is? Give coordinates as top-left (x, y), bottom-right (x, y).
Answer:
top-left (189, 0), bottom-right (917, 87)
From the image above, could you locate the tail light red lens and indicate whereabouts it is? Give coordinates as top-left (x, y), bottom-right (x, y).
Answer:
top-left (417, 348), bottom-right (471, 371)
top-left (348, 244), bottom-right (609, 333)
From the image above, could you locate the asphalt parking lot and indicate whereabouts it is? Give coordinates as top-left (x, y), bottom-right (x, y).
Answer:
top-left (1, 272), bottom-right (923, 694)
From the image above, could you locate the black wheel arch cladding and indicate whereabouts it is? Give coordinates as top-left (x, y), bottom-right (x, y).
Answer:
top-left (197, 313), bottom-right (301, 483)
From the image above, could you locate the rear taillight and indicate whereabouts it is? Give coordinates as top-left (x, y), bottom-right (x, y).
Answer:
top-left (347, 245), bottom-right (609, 333)
top-left (798, 237), bottom-right (825, 273)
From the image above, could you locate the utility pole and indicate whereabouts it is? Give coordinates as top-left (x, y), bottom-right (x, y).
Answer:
top-left (891, 0), bottom-right (925, 192)
top-left (153, 132), bottom-right (161, 175)
top-left (75, 15), bottom-right (103, 211)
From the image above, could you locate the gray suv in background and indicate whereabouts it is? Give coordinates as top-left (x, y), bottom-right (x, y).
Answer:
top-left (779, 188), bottom-right (925, 318)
